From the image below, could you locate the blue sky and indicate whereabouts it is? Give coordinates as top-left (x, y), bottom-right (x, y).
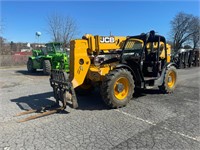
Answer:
top-left (1, 0), bottom-right (199, 43)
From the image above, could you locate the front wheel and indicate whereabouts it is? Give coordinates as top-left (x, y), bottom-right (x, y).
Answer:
top-left (101, 68), bottom-right (134, 108)
top-left (43, 60), bottom-right (51, 75)
top-left (27, 59), bottom-right (36, 72)
top-left (159, 66), bottom-right (177, 93)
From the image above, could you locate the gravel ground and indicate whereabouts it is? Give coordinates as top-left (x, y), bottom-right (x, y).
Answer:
top-left (0, 66), bottom-right (199, 150)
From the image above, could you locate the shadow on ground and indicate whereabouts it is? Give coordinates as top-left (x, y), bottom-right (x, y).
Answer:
top-left (10, 91), bottom-right (108, 111)
top-left (76, 88), bottom-right (163, 110)
top-left (10, 92), bottom-right (55, 111)
top-left (16, 70), bottom-right (48, 76)
top-left (10, 88), bottom-right (163, 112)
top-left (133, 88), bottom-right (163, 98)
top-left (76, 90), bottom-right (109, 110)
top-left (143, 88), bottom-right (163, 94)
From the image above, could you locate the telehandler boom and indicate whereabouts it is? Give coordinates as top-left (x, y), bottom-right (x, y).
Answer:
top-left (50, 31), bottom-right (177, 109)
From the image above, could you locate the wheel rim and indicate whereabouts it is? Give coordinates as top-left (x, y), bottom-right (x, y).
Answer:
top-left (167, 71), bottom-right (176, 88)
top-left (114, 77), bottom-right (129, 100)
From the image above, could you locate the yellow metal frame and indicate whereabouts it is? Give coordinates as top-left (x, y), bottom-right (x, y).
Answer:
top-left (70, 35), bottom-right (126, 88)
top-left (70, 40), bottom-right (91, 88)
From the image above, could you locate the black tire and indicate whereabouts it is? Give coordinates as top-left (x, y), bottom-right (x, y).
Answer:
top-left (75, 80), bottom-right (94, 96)
top-left (159, 66), bottom-right (177, 93)
top-left (27, 59), bottom-right (36, 72)
top-left (43, 60), bottom-right (51, 75)
top-left (101, 68), bottom-right (134, 108)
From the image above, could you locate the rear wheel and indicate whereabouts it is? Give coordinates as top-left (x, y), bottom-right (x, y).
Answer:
top-left (101, 68), bottom-right (134, 108)
top-left (43, 60), bottom-right (51, 75)
top-left (27, 59), bottom-right (36, 72)
top-left (159, 66), bottom-right (177, 93)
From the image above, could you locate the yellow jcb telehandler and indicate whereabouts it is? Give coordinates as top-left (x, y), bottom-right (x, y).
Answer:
top-left (50, 30), bottom-right (177, 110)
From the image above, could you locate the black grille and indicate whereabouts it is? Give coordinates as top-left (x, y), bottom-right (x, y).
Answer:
top-left (50, 70), bottom-right (68, 84)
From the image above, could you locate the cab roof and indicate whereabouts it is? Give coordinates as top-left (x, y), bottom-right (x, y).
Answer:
top-left (128, 30), bottom-right (166, 43)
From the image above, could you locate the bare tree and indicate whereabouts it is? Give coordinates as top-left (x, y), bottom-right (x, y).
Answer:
top-left (46, 13), bottom-right (78, 47)
top-left (190, 16), bottom-right (200, 50)
top-left (170, 12), bottom-right (200, 52)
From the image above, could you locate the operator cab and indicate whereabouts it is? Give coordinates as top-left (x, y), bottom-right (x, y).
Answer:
top-left (45, 42), bottom-right (65, 54)
top-left (122, 38), bottom-right (143, 63)
top-left (121, 30), bottom-right (168, 85)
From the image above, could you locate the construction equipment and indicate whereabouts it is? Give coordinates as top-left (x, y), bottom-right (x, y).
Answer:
top-left (172, 48), bottom-right (200, 68)
top-left (27, 42), bottom-right (69, 75)
top-left (50, 30), bottom-right (177, 110)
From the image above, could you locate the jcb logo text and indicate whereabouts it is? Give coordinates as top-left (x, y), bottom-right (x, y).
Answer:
top-left (100, 37), bottom-right (115, 43)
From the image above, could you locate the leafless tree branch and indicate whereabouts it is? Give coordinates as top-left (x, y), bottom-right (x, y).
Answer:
top-left (170, 12), bottom-right (200, 52)
top-left (46, 13), bottom-right (78, 47)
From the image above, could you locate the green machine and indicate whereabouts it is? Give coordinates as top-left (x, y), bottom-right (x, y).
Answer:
top-left (27, 42), bottom-right (69, 75)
